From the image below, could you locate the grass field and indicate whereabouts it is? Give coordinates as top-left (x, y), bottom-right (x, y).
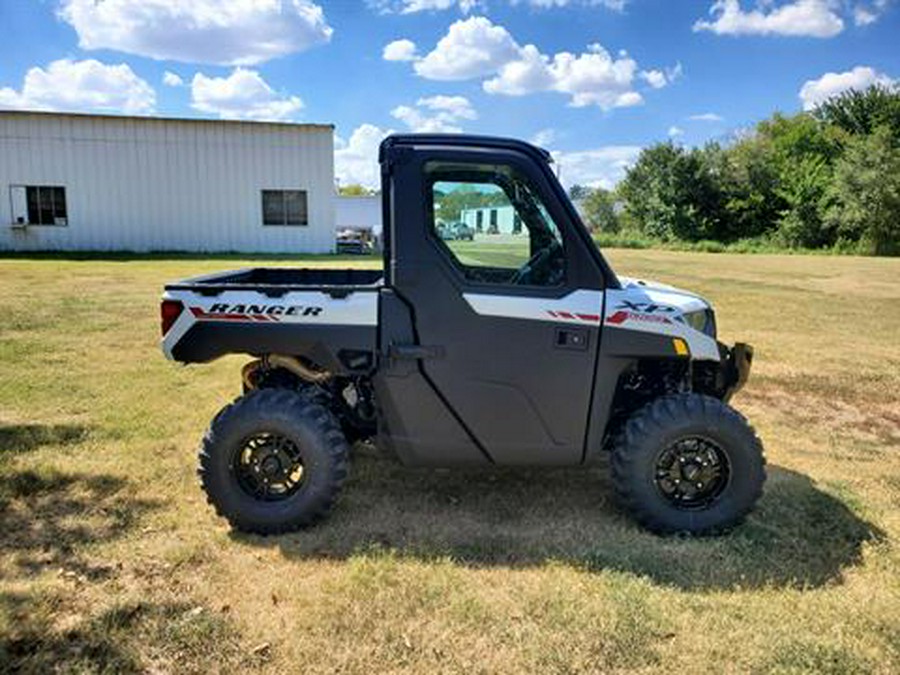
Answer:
top-left (1, 250), bottom-right (899, 673)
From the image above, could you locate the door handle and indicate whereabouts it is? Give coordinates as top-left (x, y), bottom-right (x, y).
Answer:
top-left (554, 328), bottom-right (588, 351)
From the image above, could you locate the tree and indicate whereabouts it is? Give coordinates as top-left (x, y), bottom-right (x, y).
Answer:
top-left (756, 113), bottom-right (840, 247)
top-left (434, 184), bottom-right (506, 222)
top-left (568, 184), bottom-right (591, 201)
top-left (813, 84), bottom-right (900, 144)
top-left (580, 187), bottom-right (619, 233)
top-left (716, 136), bottom-right (781, 240)
top-left (338, 184), bottom-right (375, 196)
top-left (758, 112), bottom-right (841, 164)
top-left (774, 154), bottom-right (833, 249)
top-left (826, 126), bottom-right (900, 255)
top-left (612, 103), bottom-right (900, 255)
top-left (618, 142), bottom-right (724, 241)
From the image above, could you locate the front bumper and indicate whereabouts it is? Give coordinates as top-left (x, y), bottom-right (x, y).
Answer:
top-left (722, 342), bottom-right (753, 401)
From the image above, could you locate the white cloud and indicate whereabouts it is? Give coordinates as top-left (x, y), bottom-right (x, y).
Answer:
top-left (666, 62), bottom-right (684, 82)
top-left (402, 17), bottom-right (663, 110)
top-left (689, 112), bottom-right (724, 121)
top-left (611, 91), bottom-right (644, 108)
top-left (394, 0), bottom-right (479, 11)
top-left (414, 17), bottom-right (521, 80)
top-left (373, 0), bottom-right (626, 12)
top-left (391, 95), bottom-right (477, 132)
top-left (483, 42), bottom-right (647, 110)
top-left (419, 94), bottom-right (478, 118)
top-left (335, 124), bottom-right (393, 188)
top-left (163, 71), bottom-right (184, 87)
top-left (0, 58), bottom-right (155, 114)
top-left (640, 69), bottom-right (667, 89)
top-left (853, 6), bottom-right (877, 23)
top-left (799, 65), bottom-right (895, 110)
top-left (550, 145), bottom-right (642, 189)
top-left (383, 39), bottom-right (419, 62)
top-left (668, 126), bottom-right (684, 137)
top-left (190, 68), bottom-right (303, 121)
top-left (519, 0), bottom-right (627, 8)
top-left (853, 0), bottom-right (892, 25)
top-left (530, 128), bottom-right (557, 146)
top-left (59, 0), bottom-right (333, 66)
top-left (693, 0), bottom-right (845, 37)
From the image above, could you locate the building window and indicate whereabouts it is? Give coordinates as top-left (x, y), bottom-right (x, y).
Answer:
top-left (11, 186), bottom-right (68, 226)
top-left (262, 189), bottom-right (308, 226)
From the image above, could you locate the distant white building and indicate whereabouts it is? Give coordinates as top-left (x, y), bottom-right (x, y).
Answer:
top-left (0, 110), bottom-right (336, 252)
top-left (335, 195), bottom-right (381, 235)
top-left (460, 205), bottom-right (524, 235)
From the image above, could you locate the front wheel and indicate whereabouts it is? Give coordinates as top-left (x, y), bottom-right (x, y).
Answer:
top-left (198, 389), bottom-right (349, 535)
top-left (611, 394), bottom-right (765, 534)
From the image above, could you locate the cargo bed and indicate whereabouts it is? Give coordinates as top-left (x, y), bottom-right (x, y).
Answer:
top-left (161, 267), bottom-right (382, 365)
top-left (165, 267), bottom-right (384, 295)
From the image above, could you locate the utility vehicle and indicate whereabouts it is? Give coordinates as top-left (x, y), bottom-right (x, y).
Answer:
top-left (160, 134), bottom-right (764, 535)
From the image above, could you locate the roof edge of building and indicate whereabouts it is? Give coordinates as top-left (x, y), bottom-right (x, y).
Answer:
top-left (0, 109), bottom-right (334, 132)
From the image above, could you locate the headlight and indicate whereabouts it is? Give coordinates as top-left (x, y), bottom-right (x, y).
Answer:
top-left (682, 309), bottom-right (716, 337)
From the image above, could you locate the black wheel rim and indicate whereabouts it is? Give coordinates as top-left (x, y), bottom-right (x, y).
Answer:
top-left (233, 432), bottom-right (305, 502)
top-left (653, 436), bottom-right (730, 510)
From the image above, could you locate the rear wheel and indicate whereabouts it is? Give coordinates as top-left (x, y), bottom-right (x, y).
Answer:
top-left (611, 393), bottom-right (765, 534)
top-left (198, 389), bottom-right (349, 535)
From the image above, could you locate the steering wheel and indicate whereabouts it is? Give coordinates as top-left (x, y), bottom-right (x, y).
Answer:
top-left (509, 241), bottom-right (563, 286)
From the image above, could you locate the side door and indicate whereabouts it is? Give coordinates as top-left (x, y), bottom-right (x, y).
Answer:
top-left (389, 147), bottom-right (606, 465)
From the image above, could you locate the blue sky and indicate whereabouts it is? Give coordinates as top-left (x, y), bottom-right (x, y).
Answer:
top-left (1, 1), bottom-right (898, 188)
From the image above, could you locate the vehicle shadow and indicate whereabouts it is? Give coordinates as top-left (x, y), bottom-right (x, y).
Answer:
top-left (236, 445), bottom-right (885, 592)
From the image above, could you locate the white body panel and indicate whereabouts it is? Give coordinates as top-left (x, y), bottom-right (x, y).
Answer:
top-left (605, 277), bottom-right (721, 361)
top-left (463, 278), bottom-right (721, 361)
top-left (0, 111), bottom-right (335, 253)
top-left (161, 287), bottom-right (378, 360)
top-left (463, 289), bottom-right (603, 325)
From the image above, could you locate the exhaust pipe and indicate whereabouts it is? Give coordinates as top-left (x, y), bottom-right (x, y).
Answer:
top-left (242, 355), bottom-right (332, 390)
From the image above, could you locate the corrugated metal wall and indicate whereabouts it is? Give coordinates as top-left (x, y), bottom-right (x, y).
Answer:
top-left (0, 112), bottom-right (336, 252)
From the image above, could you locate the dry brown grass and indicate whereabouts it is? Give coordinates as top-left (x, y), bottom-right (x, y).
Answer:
top-left (1, 250), bottom-right (898, 673)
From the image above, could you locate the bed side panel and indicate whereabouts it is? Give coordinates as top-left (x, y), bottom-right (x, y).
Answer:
top-left (162, 288), bottom-right (378, 372)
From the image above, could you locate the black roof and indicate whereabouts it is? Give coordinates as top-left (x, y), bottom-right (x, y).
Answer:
top-left (379, 133), bottom-right (552, 164)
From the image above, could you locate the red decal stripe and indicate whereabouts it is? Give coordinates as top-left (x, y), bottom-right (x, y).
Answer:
top-left (548, 309), bottom-right (601, 324)
top-left (190, 307), bottom-right (281, 323)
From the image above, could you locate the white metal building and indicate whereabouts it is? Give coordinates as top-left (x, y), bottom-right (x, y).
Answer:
top-left (0, 111), bottom-right (336, 253)
top-left (460, 205), bottom-right (523, 235)
top-left (335, 195), bottom-right (382, 235)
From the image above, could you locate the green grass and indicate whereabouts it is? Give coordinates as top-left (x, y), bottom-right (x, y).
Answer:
top-left (1, 249), bottom-right (899, 673)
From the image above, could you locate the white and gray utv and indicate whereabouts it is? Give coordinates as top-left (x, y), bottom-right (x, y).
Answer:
top-left (161, 134), bottom-right (764, 535)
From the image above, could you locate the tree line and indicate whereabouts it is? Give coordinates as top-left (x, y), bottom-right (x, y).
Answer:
top-left (574, 85), bottom-right (900, 256)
